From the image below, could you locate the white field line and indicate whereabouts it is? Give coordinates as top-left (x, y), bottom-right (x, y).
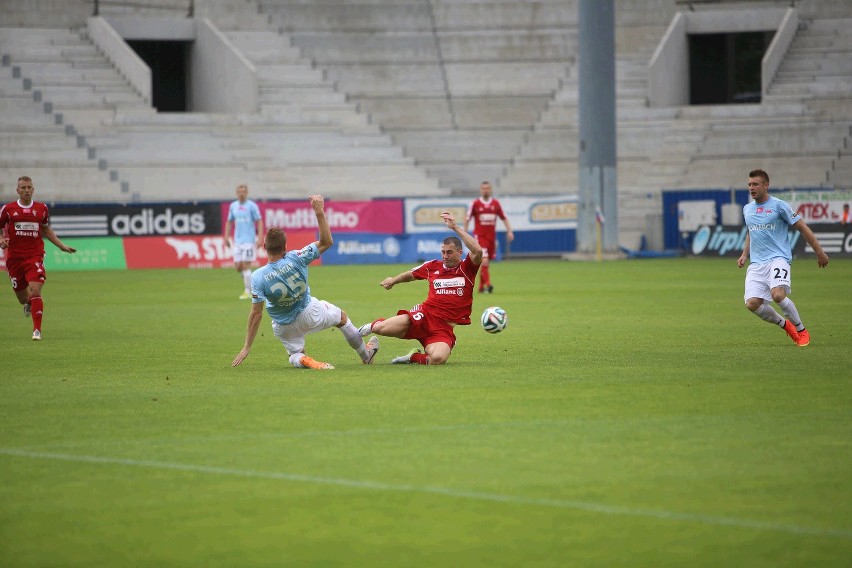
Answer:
top-left (2, 448), bottom-right (851, 540)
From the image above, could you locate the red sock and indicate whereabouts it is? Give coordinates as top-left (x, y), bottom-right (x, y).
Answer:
top-left (481, 265), bottom-right (491, 287)
top-left (30, 296), bottom-right (43, 332)
top-left (411, 352), bottom-right (429, 365)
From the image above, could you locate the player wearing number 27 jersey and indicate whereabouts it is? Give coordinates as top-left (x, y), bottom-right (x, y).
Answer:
top-left (736, 169), bottom-right (828, 348)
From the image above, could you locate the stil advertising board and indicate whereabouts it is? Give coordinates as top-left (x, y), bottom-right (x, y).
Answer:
top-left (122, 231), bottom-right (319, 269)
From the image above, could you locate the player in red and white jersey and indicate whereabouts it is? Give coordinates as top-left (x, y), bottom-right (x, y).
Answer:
top-left (464, 181), bottom-right (513, 294)
top-left (0, 176), bottom-right (76, 340)
top-left (358, 210), bottom-right (482, 365)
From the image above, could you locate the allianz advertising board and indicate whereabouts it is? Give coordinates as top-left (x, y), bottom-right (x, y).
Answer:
top-left (322, 232), bottom-right (466, 265)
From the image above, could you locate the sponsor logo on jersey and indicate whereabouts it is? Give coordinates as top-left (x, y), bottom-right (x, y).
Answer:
top-left (14, 222), bottom-right (40, 232)
top-left (748, 223), bottom-right (776, 231)
top-left (433, 277), bottom-right (465, 289)
top-left (478, 213), bottom-right (498, 225)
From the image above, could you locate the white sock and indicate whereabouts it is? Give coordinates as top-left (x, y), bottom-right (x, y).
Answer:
top-left (754, 303), bottom-right (784, 327)
top-left (340, 321), bottom-right (369, 361)
top-left (242, 269), bottom-right (252, 292)
top-left (289, 353), bottom-right (306, 368)
top-left (777, 298), bottom-right (804, 331)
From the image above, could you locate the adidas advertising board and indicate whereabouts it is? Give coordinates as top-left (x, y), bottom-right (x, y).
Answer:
top-left (50, 203), bottom-right (222, 237)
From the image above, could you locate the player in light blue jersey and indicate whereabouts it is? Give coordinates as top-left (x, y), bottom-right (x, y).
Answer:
top-left (736, 169), bottom-right (829, 347)
top-left (224, 184), bottom-right (263, 299)
top-left (231, 195), bottom-right (379, 370)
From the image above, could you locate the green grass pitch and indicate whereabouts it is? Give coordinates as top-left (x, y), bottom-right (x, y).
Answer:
top-left (1, 257), bottom-right (850, 567)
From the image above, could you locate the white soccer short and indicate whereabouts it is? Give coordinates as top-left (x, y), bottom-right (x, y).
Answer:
top-left (744, 258), bottom-right (792, 302)
top-left (271, 297), bottom-right (342, 355)
top-left (232, 242), bottom-right (257, 263)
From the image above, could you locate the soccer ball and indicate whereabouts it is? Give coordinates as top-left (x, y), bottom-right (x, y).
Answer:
top-left (481, 306), bottom-right (508, 334)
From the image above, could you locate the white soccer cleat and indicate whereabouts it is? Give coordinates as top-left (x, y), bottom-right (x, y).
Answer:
top-left (32, 330), bottom-right (41, 341)
top-left (363, 336), bottom-right (380, 364)
top-left (357, 323), bottom-right (372, 337)
top-left (23, 304), bottom-right (31, 318)
top-left (391, 347), bottom-right (421, 364)
top-left (239, 291), bottom-right (252, 300)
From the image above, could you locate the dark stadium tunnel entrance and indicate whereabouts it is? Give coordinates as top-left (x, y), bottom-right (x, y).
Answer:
top-left (127, 40), bottom-right (190, 112)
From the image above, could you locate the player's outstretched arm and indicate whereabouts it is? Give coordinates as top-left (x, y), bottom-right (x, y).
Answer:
top-left (380, 271), bottom-right (416, 290)
top-left (42, 225), bottom-right (76, 254)
top-left (442, 211), bottom-right (483, 264)
top-left (233, 302), bottom-right (264, 367)
top-left (310, 194), bottom-right (333, 254)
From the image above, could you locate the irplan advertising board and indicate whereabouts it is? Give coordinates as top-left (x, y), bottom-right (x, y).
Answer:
top-left (690, 224), bottom-right (852, 258)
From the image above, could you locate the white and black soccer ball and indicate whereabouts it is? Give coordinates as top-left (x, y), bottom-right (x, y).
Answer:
top-left (481, 306), bottom-right (508, 334)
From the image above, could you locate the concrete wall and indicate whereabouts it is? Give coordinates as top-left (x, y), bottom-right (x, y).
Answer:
top-left (762, 8), bottom-right (798, 96)
top-left (648, 8), bottom-right (792, 107)
top-left (189, 18), bottom-right (257, 113)
top-left (89, 15), bottom-right (257, 114)
top-left (105, 15), bottom-right (195, 40)
top-left (648, 12), bottom-right (688, 108)
top-left (87, 17), bottom-right (152, 105)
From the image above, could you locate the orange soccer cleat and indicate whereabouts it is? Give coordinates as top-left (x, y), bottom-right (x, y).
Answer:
top-left (299, 355), bottom-right (334, 370)
top-left (782, 320), bottom-right (799, 344)
top-left (795, 329), bottom-right (810, 347)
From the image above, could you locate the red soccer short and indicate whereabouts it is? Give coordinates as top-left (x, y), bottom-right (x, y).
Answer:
top-left (5, 256), bottom-right (46, 292)
top-left (397, 306), bottom-right (457, 349)
top-left (477, 236), bottom-right (496, 260)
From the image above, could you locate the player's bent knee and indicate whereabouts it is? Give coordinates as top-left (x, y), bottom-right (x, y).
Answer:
top-left (745, 298), bottom-right (762, 312)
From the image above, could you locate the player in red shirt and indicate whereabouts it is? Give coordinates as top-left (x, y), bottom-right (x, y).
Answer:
top-left (0, 176), bottom-right (76, 340)
top-left (358, 210), bottom-right (482, 365)
top-left (464, 181), bottom-right (513, 293)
